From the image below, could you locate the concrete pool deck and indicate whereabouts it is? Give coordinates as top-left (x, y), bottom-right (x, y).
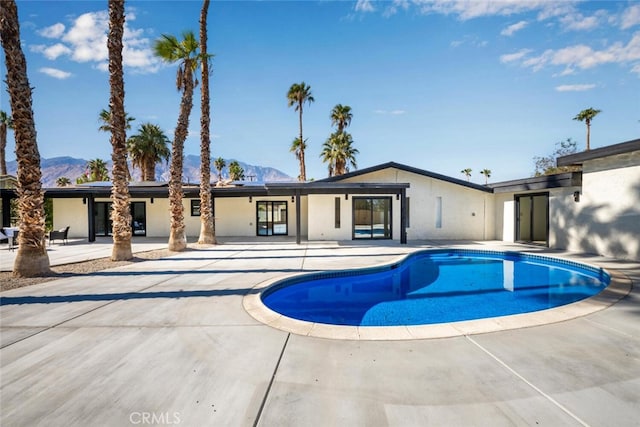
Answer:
top-left (1, 239), bottom-right (639, 426)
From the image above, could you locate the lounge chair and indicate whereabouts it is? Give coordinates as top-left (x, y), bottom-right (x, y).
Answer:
top-left (49, 226), bottom-right (70, 246)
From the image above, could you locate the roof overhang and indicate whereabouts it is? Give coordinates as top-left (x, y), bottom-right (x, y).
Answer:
top-left (557, 138), bottom-right (640, 167)
top-left (489, 172), bottom-right (582, 193)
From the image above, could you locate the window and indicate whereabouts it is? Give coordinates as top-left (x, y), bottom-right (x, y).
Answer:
top-left (435, 197), bottom-right (442, 228)
top-left (191, 200), bottom-right (200, 216)
top-left (353, 197), bottom-right (392, 239)
top-left (334, 197), bottom-right (341, 228)
top-left (257, 201), bottom-right (288, 236)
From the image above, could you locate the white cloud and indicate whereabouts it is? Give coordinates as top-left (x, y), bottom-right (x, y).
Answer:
top-left (39, 67), bottom-right (72, 79)
top-left (555, 84), bottom-right (596, 92)
top-left (38, 23), bottom-right (65, 38)
top-left (374, 109), bottom-right (406, 115)
top-left (501, 20), bottom-right (527, 36)
top-left (411, 0), bottom-right (550, 21)
top-left (355, 0), bottom-right (375, 13)
top-left (510, 32), bottom-right (640, 74)
top-left (559, 11), bottom-right (606, 31)
top-left (41, 43), bottom-right (72, 60)
top-left (499, 48), bottom-right (532, 63)
top-left (31, 10), bottom-right (160, 74)
top-left (621, 4), bottom-right (640, 30)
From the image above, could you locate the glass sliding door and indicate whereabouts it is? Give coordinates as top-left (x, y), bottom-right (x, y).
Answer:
top-left (95, 201), bottom-right (146, 237)
top-left (257, 201), bottom-right (288, 236)
top-left (131, 202), bottom-right (146, 236)
top-left (515, 193), bottom-right (549, 246)
top-left (353, 197), bottom-right (392, 239)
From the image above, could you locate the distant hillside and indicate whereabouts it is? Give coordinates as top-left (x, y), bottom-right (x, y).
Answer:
top-left (6, 155), bottom-right (293, 188)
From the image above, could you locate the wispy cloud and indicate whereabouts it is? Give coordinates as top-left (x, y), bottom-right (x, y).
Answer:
top-left (37, 23), bottom-right (65, 38)
top-left (506, 32), bottom-right (640, 75)
top-left (559, 10), bottom-right (606, 31)
top-left (374, 109), bottom-right (406, 115)
top-left (355, 0), bottom-right (375, 13)
top-left (501, 20), bottom-right (527, 36)
top-left (499, 48), bottom-right (532, 63)
top-left (450, 34), bottom-right (488, 48)
top-left (39, 67), bottom-right (72, 79)
top-left (621, 4), bottom-right (640, 30)
top-left (30, 9), bottom-right (160, 73)
top-left (555, 84), bottom-right (596, 92)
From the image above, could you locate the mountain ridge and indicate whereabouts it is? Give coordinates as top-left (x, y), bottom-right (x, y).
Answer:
top-left (5, 155), bottom-right (294, 188)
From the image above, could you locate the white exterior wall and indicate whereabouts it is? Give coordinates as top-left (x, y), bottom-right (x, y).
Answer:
top-left (213, 196), bottom-right (305, 237)
top-left (493, 193), bottom-right (513, 242)
top-left (52, 198), bottom-right (88, 238)
top-left (554, 152), bottom-right (640, 260)
top-left (338, 169), bottom-right (495, 240)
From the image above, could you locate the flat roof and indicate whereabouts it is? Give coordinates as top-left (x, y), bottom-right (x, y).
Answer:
top-left (488, 172), bottom-right (582, 193)
top-left (557, 138), bottom-right (640, 166)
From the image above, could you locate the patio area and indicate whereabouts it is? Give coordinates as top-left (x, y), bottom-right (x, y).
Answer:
top-left (1, 239), bottom-right (639, 426)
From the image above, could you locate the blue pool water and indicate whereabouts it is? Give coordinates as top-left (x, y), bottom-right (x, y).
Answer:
top-left (261, 250), bottom-right (610, 326)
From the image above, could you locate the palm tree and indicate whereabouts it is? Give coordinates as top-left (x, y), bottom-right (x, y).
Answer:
top-left (198, 0), bottom-right (215, 245)
top-left (0, 110), bottom-right (14, 175)
top-left (321, 131), bottom-right (358, 177)
top-left (107, 0), bottom-right (132, 261)
top-left (480, 168), bottom-right (491, 185)
top-left (56, 176), bottom-right (71, 187)
top-left (127, 123), bottom-right (170, 181)
top-left (289, 137), bottom-right (307, 180)
top-left (287, 82), bottom-right (314, 181)
top-left (330, 104), bottom-right (352, 133)
top-left (573, 108), bottom-right (601, 151)
top-left (86, 158), bottom-right (110, 181)
top-left (99, 107), bottom-right (135, 180)
top-left (461, 168), bottom-right (472, 181)
top-left (154, 31), bottom-right (202, 251)
top-left (1, 0), bottom-right (51, 277)
top-left (228, 160), bottom-right (244, 181)
top-left (214, 157), bottom-right (226, 182)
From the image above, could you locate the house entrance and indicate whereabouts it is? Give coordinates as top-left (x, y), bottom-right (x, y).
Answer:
top-left (256, 201), bottom-right (288, 236)
top-left (95, 201), bottom-right (147, 237)
top-left (515, 193), bottom-right (548, 246)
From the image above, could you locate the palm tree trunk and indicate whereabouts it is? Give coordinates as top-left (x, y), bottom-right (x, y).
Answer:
top-left (586, 120), bottom-right (591, 151)
top-left (1, 0), bottom-right (51, 277)
top-left (144, 160), bottom-right (155, 182)
top-left (298, 106), bottom-right (306, 181)
top-left (198, 0), bottom-right (215, 245)
top-left (0, 123), bottom-right (7, 175)
top-left (168, 69), bottom-right (194, 251)
top-left (107, 0), bottom-right (132, 261)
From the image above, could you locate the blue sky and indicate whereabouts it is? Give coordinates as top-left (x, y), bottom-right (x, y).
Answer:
top-left (2, 0), bottom-right (639, 184)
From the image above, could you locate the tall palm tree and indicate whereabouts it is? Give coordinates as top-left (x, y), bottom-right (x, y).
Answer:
top-left (56, 176), bottom-right (71, 187)
top-left (573, 107), bottom-right (601, 151)
top-left (330, 104), bottom-right (352, 134)
top-left (287, 82), bottom-right (314, 181)
top-left (1, 0), bottom-right (51, 277)
top-left (0, 110), bottom-right (14, 175)
top-left (214, 157), bottom-right (226, 182)
top-left (461, 168), bottom-right (472, 181)
top-left (107, 0), bottom-right (132, 261)
top-left (321, 131), bottom-right (358, 176)
top-left (198, 0), bottom-right (215, 245)
top-left (480, 168), bottom-right (491, 185)
top-left (127, 123), bottom-right (170, 181)
top-left (289, 137), bottom-right (307, 180)
top-left (154, 31), bottom-right (202, 251)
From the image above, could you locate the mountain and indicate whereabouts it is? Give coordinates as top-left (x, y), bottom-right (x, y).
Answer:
top-left (6, 155), bottom-right (294, 188)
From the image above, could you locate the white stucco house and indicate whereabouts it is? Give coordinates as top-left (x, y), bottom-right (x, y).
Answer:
top-left (1, 138), bottom-right (638, 260)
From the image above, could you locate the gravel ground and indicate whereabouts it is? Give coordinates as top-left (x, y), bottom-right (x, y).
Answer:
top-left (0, 248), bottom-right (174, 292)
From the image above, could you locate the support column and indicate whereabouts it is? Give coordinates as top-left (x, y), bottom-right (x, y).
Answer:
top-left (1, 193), bottom-right (12, 227)
top-left (87, 195), bottom-right (96, 242)
top-left (295, 190), bottom-right (301, 245)
top-left (400, 188), bottom-right (407, 244)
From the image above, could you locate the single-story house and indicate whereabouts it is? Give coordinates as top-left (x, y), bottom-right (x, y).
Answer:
top-left (1, 138), bottom-right (638, 260)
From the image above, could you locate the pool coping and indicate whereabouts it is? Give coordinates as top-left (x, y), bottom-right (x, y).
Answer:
top-left (242, 250), bottom-right (633, 341)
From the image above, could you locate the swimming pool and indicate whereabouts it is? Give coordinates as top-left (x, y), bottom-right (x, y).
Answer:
top-left (261, 250), bottom-right (610, 327)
